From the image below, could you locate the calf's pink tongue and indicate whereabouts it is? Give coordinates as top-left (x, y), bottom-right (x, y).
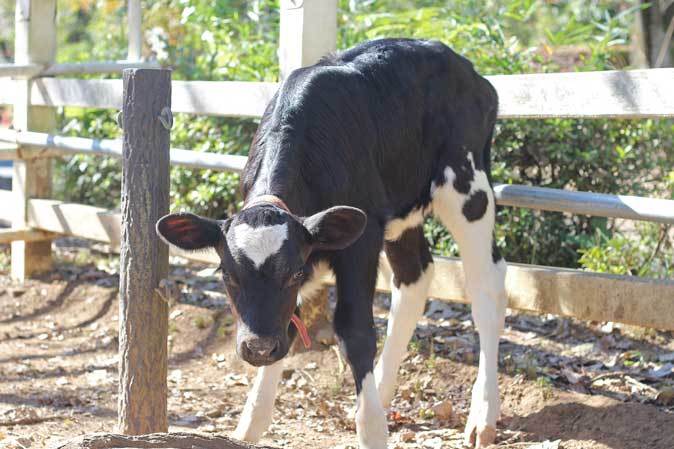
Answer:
top-left (290, 314), bottom-right (311, 349)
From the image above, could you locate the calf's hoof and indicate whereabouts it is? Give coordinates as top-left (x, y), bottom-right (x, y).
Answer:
top-left (464, 422), bottom-right (496, 448)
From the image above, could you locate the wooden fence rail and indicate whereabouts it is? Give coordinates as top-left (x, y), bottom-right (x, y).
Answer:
top-left (2, 69), bottom-right (674, 119)
top-left (0, 195), bottom-right (672, 330)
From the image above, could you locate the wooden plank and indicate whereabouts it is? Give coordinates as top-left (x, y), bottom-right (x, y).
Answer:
top-left (41, 61), bottom-right (159, 76)
top-left (11, 0), bottom-right (57, 281)
top-left (375, 255), bottom-right (674, 331)
top-left (27, 199), bottom-right (122, 249)
top-left (117, 69), bottom-right (171, 435)
top-left (31, 78), bottom-right (123, 110)
top-left (493, 183), bottom-right (674, 225)
top-left (25, 69), bottom-right (674, 118)
top-left (0, 227), bottom-right (57, 243)
top-left (489, 68), bottom-right (674, 118)
top-left (30, 78), bottom-right (278, 118)
top-left (0, 63), bottom-right (43, 78)
top-left (21, 197), bottom-right (674, 330)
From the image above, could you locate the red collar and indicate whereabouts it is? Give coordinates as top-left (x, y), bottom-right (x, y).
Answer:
top-left (243, 194), bottom-right (291, 214)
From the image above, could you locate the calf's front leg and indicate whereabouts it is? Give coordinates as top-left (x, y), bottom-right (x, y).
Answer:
top-left (333, 243), bottom-right (388, 449)
top-left (233, 360), bottom-right (284, 442)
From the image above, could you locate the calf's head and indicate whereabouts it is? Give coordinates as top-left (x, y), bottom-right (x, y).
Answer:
top-left (156, 204), bottom-right (366, 366)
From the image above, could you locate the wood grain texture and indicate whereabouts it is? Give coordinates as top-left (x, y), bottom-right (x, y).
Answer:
top-left (375, 255), bottom-right (674, 331)
top-left (0, 228), bottom-right (58, 243)
top-left (118, 69), bottom-right (172, 435)
top-left (51, 432), bottom-right (277, 449)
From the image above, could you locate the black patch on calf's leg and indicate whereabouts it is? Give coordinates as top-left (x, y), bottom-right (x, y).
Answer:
top-left (462, 190), bottom-right (488, 222)
top-left (384, 226), bottom-right (432, 288)
top-left (435, 149), bottom-right (476, 195)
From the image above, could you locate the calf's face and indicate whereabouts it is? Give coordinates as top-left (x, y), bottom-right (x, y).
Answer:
top-left (156, 205), bottom-right (366, 366)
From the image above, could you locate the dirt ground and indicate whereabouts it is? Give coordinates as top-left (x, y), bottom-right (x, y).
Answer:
top-left (0, 239), bottom-right (672, 449)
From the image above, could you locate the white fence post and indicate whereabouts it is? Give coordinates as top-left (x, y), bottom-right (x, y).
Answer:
top-left (279, 0), bottom-right (338, 79)
top-left (278, 0), bottom-right (338, 341)
top-left (127, 0), bottom-right (142, 61)
top-left (11, 0), bottom-right (57, 281)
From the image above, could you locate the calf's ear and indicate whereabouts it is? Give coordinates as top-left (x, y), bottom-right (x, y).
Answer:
top-left (156, 212), bottom-right (225, 250)
top-left (303, 206), bottom-right (367, 251)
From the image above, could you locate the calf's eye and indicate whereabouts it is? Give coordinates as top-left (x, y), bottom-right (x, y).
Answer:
top-left (292, 270), bottom-right (305, 283)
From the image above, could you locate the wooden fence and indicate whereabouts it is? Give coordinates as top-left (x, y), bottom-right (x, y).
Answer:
top-left (0, 0), bottom-right (673, 328)
top-left (1, 0), bottom-right (673, 437)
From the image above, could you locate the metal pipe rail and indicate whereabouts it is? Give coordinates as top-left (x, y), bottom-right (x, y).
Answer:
top-left (0, 128), bottom-right (247, 173)
top-left (1, 128), bottom-right (672, 224)
top-left (493, 184), bottom-right (674, 225)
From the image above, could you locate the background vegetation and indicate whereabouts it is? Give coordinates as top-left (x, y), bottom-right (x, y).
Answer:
top-left (0, 0), bottom-right (671, 277)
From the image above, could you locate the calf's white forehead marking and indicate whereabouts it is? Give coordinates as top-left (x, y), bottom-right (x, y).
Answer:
top-left (231, 223), bottom-right (288, 268)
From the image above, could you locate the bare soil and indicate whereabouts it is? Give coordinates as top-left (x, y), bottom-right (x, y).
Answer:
top-left (0, 240), bottom-right (672, 449)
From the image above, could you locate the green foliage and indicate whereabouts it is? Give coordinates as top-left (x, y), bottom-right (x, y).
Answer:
top-left (487, 118), bottom-right (673, 268)
top-left (51, 0), bottom-right (673, 278)
top-left (579, 223), bottom-right (672, 278)
top-left (54, 0), bottom-right (281, 216)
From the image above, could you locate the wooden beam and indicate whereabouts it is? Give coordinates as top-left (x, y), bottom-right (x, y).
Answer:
top-left (170, 81), bottom-right (277, 118)
top-left (27, 199), bottom-right (122, 249)
top-left (0, 63), bottom-right (43, 78)
top-left (0, 228), bottom-right (57, 243)
top-left (11, 0), bottom-right (58, 281)
top-left (20, 198), bottom-right (674, 330)
top-left (41, 61), bottom-right (159, 76)
top-left (117, 69), bottom-right (171, 435)
top-left (375, 255), bottom-right (674, 331)
top-left (22, 69), bottom-right (674, 118)
top-left (490, 68), bottom-right (674, 119)
top-left (30, 79), bottom-right (278, 118)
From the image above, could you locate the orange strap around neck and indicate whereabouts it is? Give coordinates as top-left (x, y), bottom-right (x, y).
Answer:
top-left (243, 194), bottom-right (291, 214)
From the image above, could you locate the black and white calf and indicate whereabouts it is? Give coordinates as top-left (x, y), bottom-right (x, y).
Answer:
top-left (157, 38), bottom-right (506, 448)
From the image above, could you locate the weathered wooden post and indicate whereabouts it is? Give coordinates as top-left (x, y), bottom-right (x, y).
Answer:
top-left (11, 0), bottom-right (57, 281)
top-left (118, 68), bottom-right (171, 435)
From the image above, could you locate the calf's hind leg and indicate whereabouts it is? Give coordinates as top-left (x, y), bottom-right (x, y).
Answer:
top-left (432, 162), bottom-right (507, 448)
top-left (375, 226), bottom-right (433, 408)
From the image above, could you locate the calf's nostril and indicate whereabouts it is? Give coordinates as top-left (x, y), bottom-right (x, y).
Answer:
top-left (244, 338), bottom-right (279, 359)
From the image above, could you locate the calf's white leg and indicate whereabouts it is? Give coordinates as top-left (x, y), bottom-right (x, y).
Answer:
top-left (233, 360), bottom-right (284, 441)
top-left (374, 269), bottom-right (432, 407)
top-left (432, 163), bottom-right (507, 448)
